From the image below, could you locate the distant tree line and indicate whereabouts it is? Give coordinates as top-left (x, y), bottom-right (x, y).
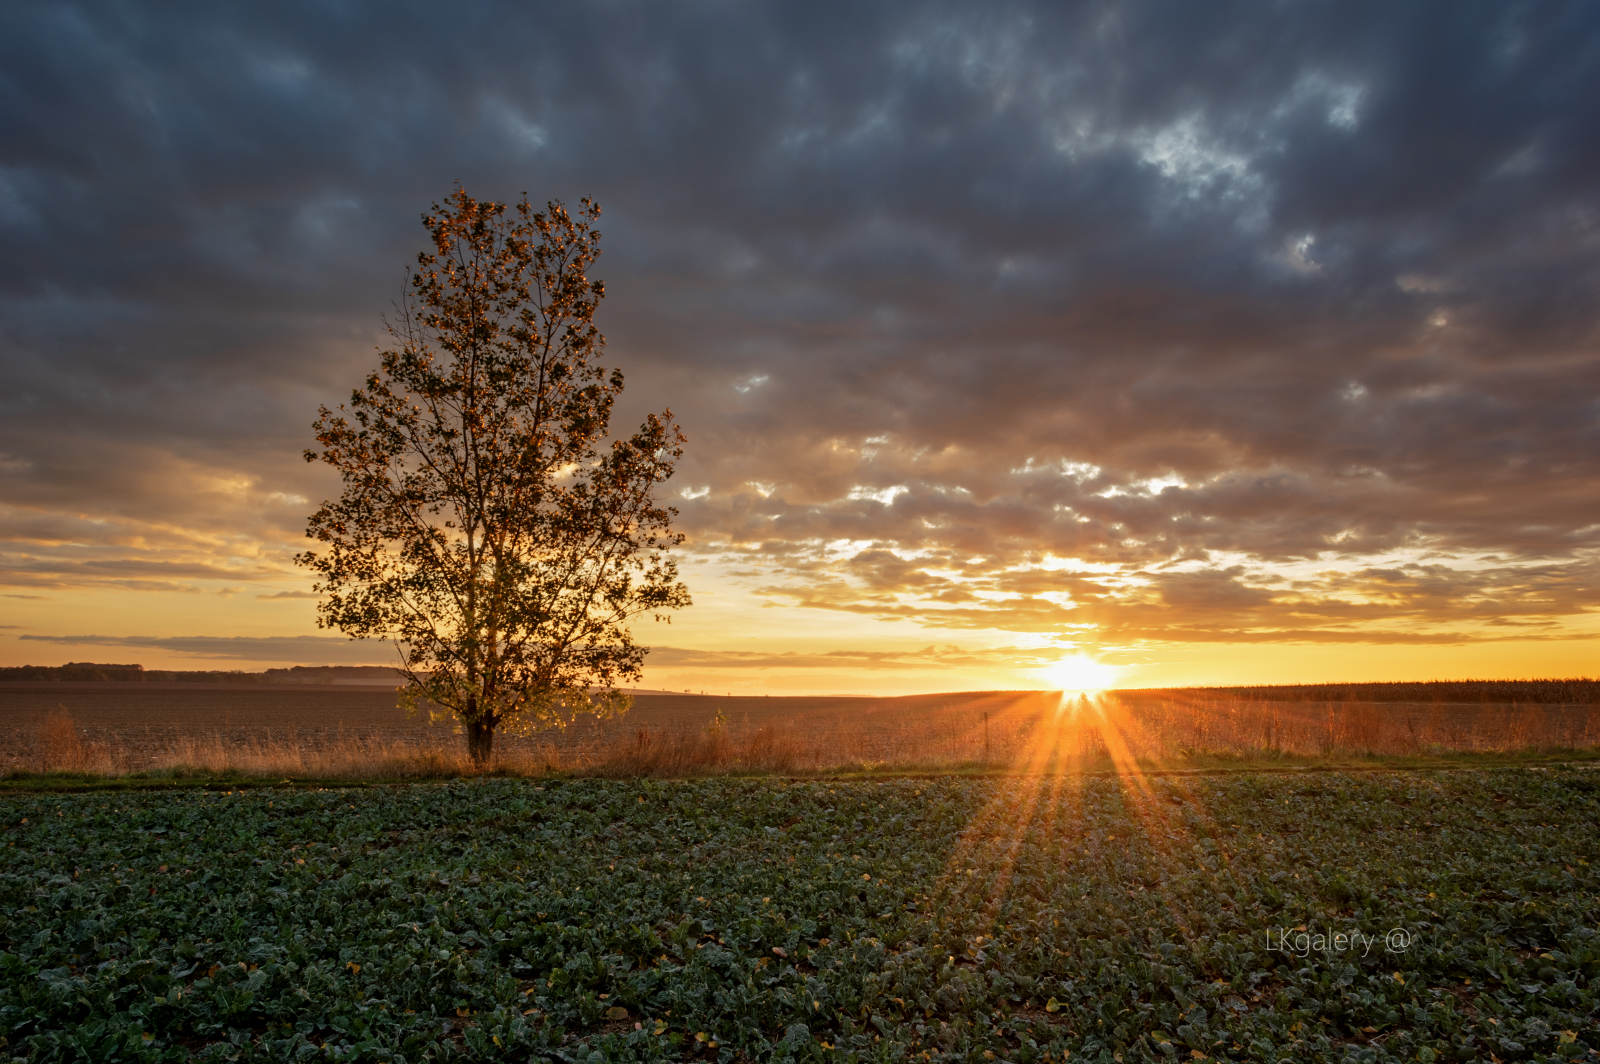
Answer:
top-left (1119, 679), bottom-right (1600, 704)
top-left (0, 664), bottom-right (403, 685)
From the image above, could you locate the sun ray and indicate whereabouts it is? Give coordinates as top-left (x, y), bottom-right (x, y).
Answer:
top-left (919, 688), bottom-right (1277, 1015)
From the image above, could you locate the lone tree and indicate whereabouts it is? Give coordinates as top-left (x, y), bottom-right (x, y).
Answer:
top-left (298, 189), bottom-right (690, 764)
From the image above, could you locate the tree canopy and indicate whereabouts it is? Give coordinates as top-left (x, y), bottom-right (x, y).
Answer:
top-left (299, 189), bottom-right (690, 762)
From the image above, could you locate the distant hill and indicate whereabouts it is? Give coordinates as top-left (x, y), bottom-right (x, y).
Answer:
top-left (7, 667), bottom-right (1592, 704)
top-left (0, 663), bottom-right (404, 685)
top-left (0, 665), bottom-right (694, 691)
top-left (1117, 678), bottom-right (1600, 704)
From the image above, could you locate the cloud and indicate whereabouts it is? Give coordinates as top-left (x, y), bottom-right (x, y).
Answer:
top-left (0, 503), bottom-right (299, 593)
top-left (645, 644), bottom-right (1065, 671)
top-left (0, 0), bottom-right (1596, 659)
top-left (738, 544), bottom-right (1600, 646)
top-left (17, 633), bottom-right (391, 664)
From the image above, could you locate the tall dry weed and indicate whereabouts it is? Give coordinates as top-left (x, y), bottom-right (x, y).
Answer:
top-left (35, 708), bottom-right (122, 773)
top-left (39, 708), bottom-right (87, 771)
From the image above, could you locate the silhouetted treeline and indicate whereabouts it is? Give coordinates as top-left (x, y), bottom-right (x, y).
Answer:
top-left (263, 666), bottom-right (406, 684)
top-left (0, 663), bottom-right (403, 684)
top-left (1120, 679), bottom-right (1600, 705)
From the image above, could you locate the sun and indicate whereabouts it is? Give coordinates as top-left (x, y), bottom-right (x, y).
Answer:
top-left (1042, 655), bottom-right (1117, 693)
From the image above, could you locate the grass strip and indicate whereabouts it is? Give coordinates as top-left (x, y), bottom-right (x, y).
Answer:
top-left (4, 747), bottom-right (1599, 793)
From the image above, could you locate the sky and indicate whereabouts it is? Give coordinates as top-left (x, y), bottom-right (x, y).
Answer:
top-left (1, 0), bottom-right (1597, 694)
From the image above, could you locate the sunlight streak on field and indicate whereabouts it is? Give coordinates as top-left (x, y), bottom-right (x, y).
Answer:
top-left (927, 692), bottom-right (1263, 968)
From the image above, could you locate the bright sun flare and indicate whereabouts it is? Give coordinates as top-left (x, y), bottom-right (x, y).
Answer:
top-left (1043, 655), bottom-right (1117, 692)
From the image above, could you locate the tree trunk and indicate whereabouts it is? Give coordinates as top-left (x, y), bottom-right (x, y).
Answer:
top-left (466, 718), bottom-right (495, 766)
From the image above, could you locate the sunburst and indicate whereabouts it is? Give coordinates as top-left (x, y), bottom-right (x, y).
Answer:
top-left (1041, 654), bottom-right (1117, 693)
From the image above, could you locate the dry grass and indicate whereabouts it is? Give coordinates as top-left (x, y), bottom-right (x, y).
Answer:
top-left (20, 721), bottom-right (504, 781)
top-left (11, 713), bottom-right (848, 780)
top-left (590, 723), bottom-right (810, 777)
top-left (1094, 693), bottom-right (1600, 758)
top-left (10, 690), bottom-right (1600, 783)
top-left (38, 708), bottom-right (99, 772)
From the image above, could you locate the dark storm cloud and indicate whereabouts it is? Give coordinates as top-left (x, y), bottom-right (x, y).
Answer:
top-left (2, 0), bottom-right (1597, 646)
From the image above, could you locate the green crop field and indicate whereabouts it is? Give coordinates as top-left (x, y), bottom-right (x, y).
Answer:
top-left (2, 770), bottom-right (1597, 1063)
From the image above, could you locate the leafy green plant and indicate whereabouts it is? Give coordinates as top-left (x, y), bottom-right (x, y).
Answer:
top-left (2, 770), bottom-right (1596, 1061)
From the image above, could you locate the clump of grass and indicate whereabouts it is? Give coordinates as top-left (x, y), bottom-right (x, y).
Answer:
top-left (38, 708), bottom-right (86, 771)
top-left (36, 708), bottom-right (121, 774)
top-left (590, 723), bottom-right (806, 777)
